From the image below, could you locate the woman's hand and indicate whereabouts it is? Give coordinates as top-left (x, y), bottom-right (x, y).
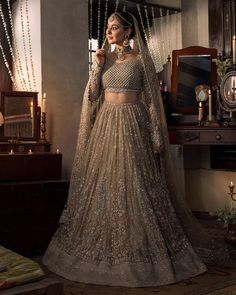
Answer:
top-left (153, 143), bottom-right (164, 155)
top-left (95, 48), bottom-right (106, 67)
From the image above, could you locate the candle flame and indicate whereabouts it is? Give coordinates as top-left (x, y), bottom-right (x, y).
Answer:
top-left (233, 35), bottom-right (236, 40)
top-left (43, 92), bottom-right (46, 99)
top-left (208, 89), bottom-right (211, 95)
top-left (230, 181), bottom-right (234, 187)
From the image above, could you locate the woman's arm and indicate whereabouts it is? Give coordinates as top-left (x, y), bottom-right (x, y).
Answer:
top-left (88, 62), bottom-right (103, 101)
top-left (88, 48), bottom-right (106, 101)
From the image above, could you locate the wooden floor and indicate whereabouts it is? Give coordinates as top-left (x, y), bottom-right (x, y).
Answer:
top-left (3, 217), bottom-right (236, 295)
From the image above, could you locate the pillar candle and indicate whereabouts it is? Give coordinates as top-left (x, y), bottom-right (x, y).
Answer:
top-left (233, 35), bottom-right (236, 65)
top-left (42, 93), bottom-right (47, 113)
top-left (208, 90), bottom-right (212, 121)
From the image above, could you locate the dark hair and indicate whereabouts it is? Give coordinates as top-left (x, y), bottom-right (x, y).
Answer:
top-left (109, 11), bottom-right (135, 39)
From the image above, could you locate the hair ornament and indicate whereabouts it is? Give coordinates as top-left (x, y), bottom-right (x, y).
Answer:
top-left (114, 12), bottom-right (133, 27)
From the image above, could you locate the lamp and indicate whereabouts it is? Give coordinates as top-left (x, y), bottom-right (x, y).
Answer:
top-left (0, 111), bottom-right (4, 126)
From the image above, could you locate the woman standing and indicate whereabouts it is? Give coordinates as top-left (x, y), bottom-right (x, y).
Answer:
top-left (43, 11), bottom-right (227, 287)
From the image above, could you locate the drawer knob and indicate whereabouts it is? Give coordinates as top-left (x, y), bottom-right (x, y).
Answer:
top-left (215, 134), bottom-right (221, 140)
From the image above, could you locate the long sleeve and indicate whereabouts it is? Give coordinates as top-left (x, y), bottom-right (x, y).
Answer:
top-left (88, 62), bottom-right (103, 101)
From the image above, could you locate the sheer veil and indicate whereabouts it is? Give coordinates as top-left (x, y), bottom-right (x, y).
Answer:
top-left (62, 13), bottom-right (228, 264)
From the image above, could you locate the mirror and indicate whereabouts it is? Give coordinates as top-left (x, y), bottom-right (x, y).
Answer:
top-left (171, 46), bottom-right (217, 114)
top-left (220, 71), bottom-right (236, 109)
top-left (0, 91), bottom-right (40, 142)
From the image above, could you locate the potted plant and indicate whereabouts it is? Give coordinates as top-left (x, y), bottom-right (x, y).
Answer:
top-left (215, 206), bottom-right (236, 245)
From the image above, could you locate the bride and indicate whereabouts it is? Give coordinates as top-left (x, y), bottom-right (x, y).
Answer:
top-left (43, 11), bottom-right (228, 287)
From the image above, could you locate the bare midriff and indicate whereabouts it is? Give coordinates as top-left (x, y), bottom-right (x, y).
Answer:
top-left (104, 91), bottom-right (140, 104)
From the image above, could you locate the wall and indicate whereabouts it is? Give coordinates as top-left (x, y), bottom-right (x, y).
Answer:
top-left (41, 0), bottom-right (88, 178)
top-left (12, 0), bottom-right (88, 179)
top-left (181, 0), bottom-right (209, 47)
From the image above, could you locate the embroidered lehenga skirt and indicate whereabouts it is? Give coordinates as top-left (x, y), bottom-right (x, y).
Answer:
top-left (43, 100), bottom-right (206, 287)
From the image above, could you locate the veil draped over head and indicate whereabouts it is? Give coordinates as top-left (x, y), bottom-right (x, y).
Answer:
top-left (64, 13), bottom-right (228, 264)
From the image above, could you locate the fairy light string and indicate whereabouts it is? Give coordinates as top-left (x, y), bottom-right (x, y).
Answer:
top-left (0, 41), bottom-right (18, 89)
top-left (20, 0), bottom-right (32, 91)
top-left (6, 0), bottom-right (27, 90)
top-left (115, 0), bottom-right (119, 11)
top-left (97, 0), bottom-right (101, 48)
top-left (25, 0), bottom-right (37, 91)
top-left (0, 3), bottom-right (25, 90)
top-left (144, 6), bottom-right (156, 62)
top-left (89, 0), bottom-right (93, 71)
top-left (102, 0), bottom-right (109, 42)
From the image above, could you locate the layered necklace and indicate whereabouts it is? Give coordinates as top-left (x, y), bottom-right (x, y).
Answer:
top-left (114, 45), bottom-right (132, 61)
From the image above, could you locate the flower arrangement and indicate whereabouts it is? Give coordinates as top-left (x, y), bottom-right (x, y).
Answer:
top-left (212, 57), bottom-right (232, 78)
top-left (215, 206), bottom-right (236, 228)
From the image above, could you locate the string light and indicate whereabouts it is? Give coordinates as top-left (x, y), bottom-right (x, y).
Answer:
top-left (115, 0), bottom-right (119, 11)
top-left (102, 0), bottom-right (109, 42)
top-left (0, 41), bottom-right (18, 89)
top-left (97, 0), bottom-right (101, 48)
top-left (0, 3), bottom-right (25, 90)
top-left (20, 0), bottom-right (32, 91)
top-left (89, 0), bottom-right (93, 71)
top-left (25, 0), bottom-right (37, 91)
top-left (6, 0), bottom-right (27, 90)
top-left (144, 6), bottom-right (156, 58)
top-left (137, 4), bottom-right (148, 46)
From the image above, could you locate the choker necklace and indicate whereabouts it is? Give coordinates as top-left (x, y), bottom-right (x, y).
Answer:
top-left (114, 45), bottom-right (132, 61)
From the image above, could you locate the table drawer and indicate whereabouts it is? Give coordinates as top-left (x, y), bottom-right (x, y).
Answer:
top-left (200, 131), bottom-right (236, 144)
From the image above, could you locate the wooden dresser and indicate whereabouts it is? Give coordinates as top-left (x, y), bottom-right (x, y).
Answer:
top-left (168, 125), bottom-right (236, 145)
top-left (0, 149), bottom-right (69, 256)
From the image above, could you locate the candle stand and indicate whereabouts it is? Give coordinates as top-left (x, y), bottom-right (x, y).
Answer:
top-left (224, 183), bottom-right (236, 246)
top-left (39, 112), bottom-right (48, 143)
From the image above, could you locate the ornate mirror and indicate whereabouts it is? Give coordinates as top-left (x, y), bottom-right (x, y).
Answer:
top-left (0, 91), bottom-right (40, 142)
top-left (219, 71), bottom-right (236, 110)
top-left (171, 46), bottom-right (218, 114)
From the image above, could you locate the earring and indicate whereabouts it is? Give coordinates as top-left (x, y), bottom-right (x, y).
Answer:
top-left (123, 35), bottom-right (130, 47)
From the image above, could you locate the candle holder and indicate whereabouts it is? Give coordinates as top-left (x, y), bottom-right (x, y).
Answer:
top-left (197, 101), bottom-right (204, 126)
top-left (228, 183), bottom-right (236, 201)
top-left (39, 111), bottom-right (48, 143)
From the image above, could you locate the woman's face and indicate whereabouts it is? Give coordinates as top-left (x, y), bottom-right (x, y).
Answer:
top-left (106, 16), bottom-right (128, 46)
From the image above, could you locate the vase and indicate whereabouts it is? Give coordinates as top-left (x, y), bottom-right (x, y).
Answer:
top-left (225, 222), bottom-right (236, 246)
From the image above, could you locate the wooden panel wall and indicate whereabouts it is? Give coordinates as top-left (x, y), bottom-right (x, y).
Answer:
top-left (209, 0), bottom-right (236, 57)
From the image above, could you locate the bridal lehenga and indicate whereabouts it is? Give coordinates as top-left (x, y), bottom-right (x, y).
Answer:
top-left (43, 16), bottom-right (228, 287)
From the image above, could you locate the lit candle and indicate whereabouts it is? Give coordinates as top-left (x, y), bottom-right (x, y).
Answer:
top-left (198, 101), bottom-right (204, 122)
top-left (233, 35), bottom-right (236, 65)
top-left (208, 90), bottom-right (212, 121)
top-left (42, 93), bottom-right (47, 113)
top-left (9, 149), bottom-right (14, 155)
top-left (229, 181), bottom-right (235, 188)
top-left (28, 149), bottom-right (33, 154)
top-left (56, 148), bottom-right (60, 154)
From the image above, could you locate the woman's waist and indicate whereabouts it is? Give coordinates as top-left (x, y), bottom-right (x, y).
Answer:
top-left (104, 91), bottom-right (140, 104)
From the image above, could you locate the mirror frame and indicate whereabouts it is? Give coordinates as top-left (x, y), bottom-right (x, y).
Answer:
top-left (0, 91), bottom-right (40, 142)
top-left (220, 70), bottom-right (236, 111)
top-left (171, 46), bottom-right (218, 114)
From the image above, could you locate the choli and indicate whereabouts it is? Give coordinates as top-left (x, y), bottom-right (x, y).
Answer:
top-left (101, 56), bottom-right (143, 93)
